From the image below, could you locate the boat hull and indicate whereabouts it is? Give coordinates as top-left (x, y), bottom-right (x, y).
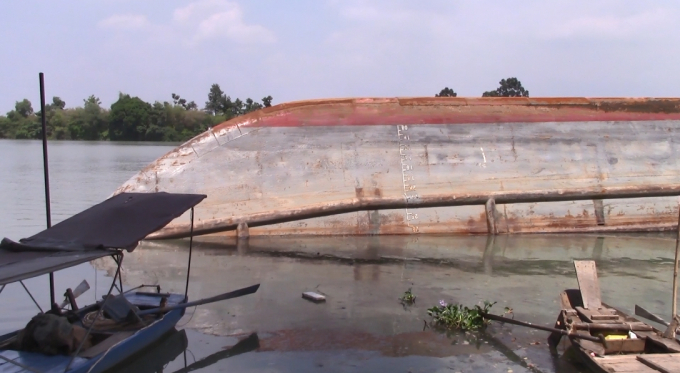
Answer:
top-left (78, 307), bottom-right (184, 373)
top-left (114, 97), bottom-right (680, 238)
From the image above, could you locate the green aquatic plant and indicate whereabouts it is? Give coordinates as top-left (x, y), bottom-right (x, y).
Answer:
top-left (427, 300), bottom-right (496, 330)
top-left (400, 288), bottom-right (416, 304)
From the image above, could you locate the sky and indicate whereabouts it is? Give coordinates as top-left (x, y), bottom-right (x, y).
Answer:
top-left (1, 0), bottom-right (679, 113)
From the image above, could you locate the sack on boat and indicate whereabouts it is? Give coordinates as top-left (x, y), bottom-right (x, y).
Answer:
top-left (17, 313), bottom-right (92, 355)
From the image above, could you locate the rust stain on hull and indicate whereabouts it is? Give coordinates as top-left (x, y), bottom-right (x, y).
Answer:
top-left (114, 97), bottom-right (680, 238)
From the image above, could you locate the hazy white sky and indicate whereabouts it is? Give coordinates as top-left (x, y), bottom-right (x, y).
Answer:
top-left (2, 0), bottom-right (679, 112)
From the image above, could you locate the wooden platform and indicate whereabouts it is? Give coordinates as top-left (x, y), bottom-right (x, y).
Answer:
top-left (595, 354), bottom-right (680, 373)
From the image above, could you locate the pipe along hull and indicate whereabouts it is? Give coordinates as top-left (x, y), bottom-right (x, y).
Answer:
top-left (114, 97), bottom-right (680, 238)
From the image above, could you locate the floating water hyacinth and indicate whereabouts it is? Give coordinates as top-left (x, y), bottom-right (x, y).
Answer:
top-left (427, 301), bottom-right (496, 330)
top-left (399, 288), bottom-right (416, 304)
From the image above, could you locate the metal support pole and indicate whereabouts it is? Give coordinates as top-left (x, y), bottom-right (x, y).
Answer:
top-left (671, 205), bottom-right (680, 335)
top-left (20, 281), bottom-right (44, 313)
top-left (39, 73), bottom-right (55, 307)
top-left (184, 208), bottom-right (195, 300)
top-left (485, 198), bottom-right (497, 235)
top-left (114, 255), bottom-right (124, 294)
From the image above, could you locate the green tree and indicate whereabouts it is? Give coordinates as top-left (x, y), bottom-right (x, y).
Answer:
top-left (39, 96), bottom-right (68, 139)
top-left (51, 97), bottom-right (66, 110)
top-left (14, 99), bottom-right (34, 118)
top-left (244, 98), bottom-right (263, 113)
top-left (231, 98), bottom-right (244, 116)
top-left (435, 87), bottom-right (457, 97)
top-left (66, 96), bottom-right (108, 140)
top-left (7, 99), bottom-right (40, 139)
top-left (109, 94), bottom-right (152, 141)
top-left (49, 110), bottom-right (69, 139)
top-left (172, 93), bottom-right (198, 111)
top-left (83, 95), bottom-right (107, 139)
top-left (482, 77), bottom-right (529, 97)
top-left (0, 116), bottom-right (11, 138)
top-left (205, 84), bottom-right (228, 115)
top-left (262, 95), bottom-right (273, 107)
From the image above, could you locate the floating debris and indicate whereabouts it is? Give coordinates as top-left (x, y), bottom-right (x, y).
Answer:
top-left (302, 291), bottom-right (326, 303)
top-left (427, 301), bottom-right (496, 330)
top-left (399, 288), bottom-right (416, 305)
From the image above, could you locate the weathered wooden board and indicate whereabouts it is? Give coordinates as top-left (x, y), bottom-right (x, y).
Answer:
top-left (599, 357), bottom-right (660, 372)
top-left (576, 307), bottom-right (619, 323)
top-left (603, 338), bottom-right (646, 354)
top-left (638, 354), bottom-right (680, 373)
top-left (635, 331), bottom-right (680, 353)
top-left (595, 355), bottom-right (663, 372)
top-left (574, 260), bottom-right (602, 309)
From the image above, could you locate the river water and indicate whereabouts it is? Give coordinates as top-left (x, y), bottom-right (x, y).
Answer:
top-left (0, 139), bottom-right (677, 373)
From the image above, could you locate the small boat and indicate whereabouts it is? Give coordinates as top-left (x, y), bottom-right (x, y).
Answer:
top-left (0, 192), bottom-right (259, 373)
top-left (548, 260), bottom-right (680, 373)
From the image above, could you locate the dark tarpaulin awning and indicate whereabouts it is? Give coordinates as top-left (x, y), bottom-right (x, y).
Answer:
top-left (0, 250), bottom-right (113, 286)
top-left (0, 192), bottom-right (206, 285)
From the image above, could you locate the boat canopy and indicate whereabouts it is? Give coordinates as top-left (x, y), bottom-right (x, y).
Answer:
top-left (0, 192), bottom-right (206, 285)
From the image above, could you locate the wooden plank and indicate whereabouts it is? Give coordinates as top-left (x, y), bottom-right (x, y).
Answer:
top-left (638, 354), bottom-right (680, 373)
top-left (600, 360), bottom-right (660, 372)
top-left (574, 260), bottom-right (602, 309)
top-left (603, 338), bottom-right (646, 354)
top-left (597, 355), bottom-right (659, 372)
top-left (571, 321), bottom-right (653, 331)
top-left (598, 355), bottom-right (660, 372)
top-left (573, 337), bottom-right (605, 357)
top-left (593, 314), bottom-right (620, 321)
top-left (635, 331), bottom-right (680, 353)
top-left (548, 311), bottom-right (566, 348)
top-left (576, 306), bottom-right (619, 323)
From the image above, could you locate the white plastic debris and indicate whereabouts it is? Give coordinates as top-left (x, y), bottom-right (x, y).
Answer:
top-left (302, 291), bottom-right (326, 303)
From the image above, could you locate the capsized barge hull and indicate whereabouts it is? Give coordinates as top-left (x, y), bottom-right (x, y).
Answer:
top-left (114, 97), bottom-right (680, 239)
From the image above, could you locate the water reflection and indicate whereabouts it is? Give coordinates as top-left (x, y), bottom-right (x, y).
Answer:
top-left (112, 329), bottom-right (188, 373)
top-left (92, 233), bottom-right (677, 373)
top-left (174, 333), bottom-right (259, 373)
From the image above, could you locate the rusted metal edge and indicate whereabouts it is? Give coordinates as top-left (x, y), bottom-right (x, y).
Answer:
top-left (148, 184), bottom-right (680, 240)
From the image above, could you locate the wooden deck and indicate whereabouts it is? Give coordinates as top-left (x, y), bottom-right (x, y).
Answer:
top-left (595, 354), bottom-right (680, 373)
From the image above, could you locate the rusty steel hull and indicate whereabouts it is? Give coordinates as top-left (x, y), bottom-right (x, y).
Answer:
top-left (114, 97), bottom-right (680, 238)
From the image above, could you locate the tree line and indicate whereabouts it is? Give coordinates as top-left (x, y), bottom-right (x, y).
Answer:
top-left (0, 77), bottom-right (529, 142)
top-left (0, 83), bottom-right (273, 142)
top-left (436, 77), bottom-right (529, 98)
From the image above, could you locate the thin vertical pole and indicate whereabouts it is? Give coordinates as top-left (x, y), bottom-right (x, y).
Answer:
top-left (672, 206), bottom-right (680, 323)
top-left (184, 208), bottom-right (195, 300)
top-left (39, 72), bottom-right (55, 307)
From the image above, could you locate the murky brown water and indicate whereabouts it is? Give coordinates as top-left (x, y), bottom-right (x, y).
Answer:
top-left (1, 140), bottom-right (677, 372)
top-left (98, 234), bottom-right (676, 373)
